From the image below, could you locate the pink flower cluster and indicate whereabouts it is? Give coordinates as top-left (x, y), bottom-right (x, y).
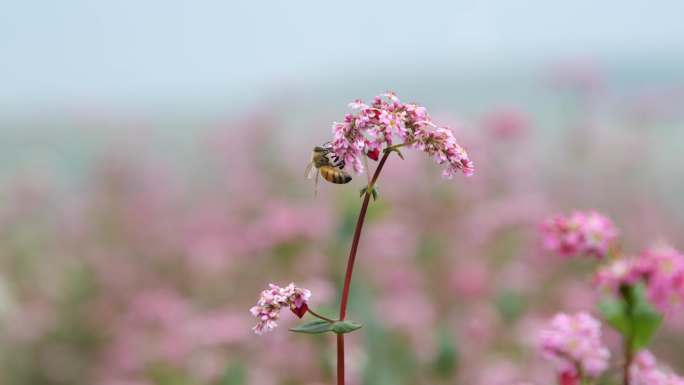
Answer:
top-left (595, 244), bottom-right (684, 313)
top-left (331, 92), bottom-right (474, 178)
top-left (250, 283), bottom-right (311, 335)
top-left (540, 211), bottom-right (618, 259)
top-left (482, 106), bottom-right (530, 140)
top-left (539, 312), bottom-right (610, 378)
top-left (630, 350), bottom-right (684, 385)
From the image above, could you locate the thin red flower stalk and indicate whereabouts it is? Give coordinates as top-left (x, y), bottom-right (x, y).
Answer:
top-left (336, 148), bottom-right (393, 385)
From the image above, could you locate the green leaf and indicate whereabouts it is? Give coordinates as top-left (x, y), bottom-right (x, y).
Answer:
top-left (598, 297), bottom-right (630, 335)
top-left (496, 290), bottom-right (525, 322)
top-left (393, 148), bottom-right (405, 160)
top-left (432, 328), bottom-right (459, 378)
top-left (359, 186), bottom-right (379, 201)
top-left (289, 319), bottom-right (333, 334)
top-left (597, 284), bottom-right (663, 351)
top-left (384, 146), bottom-right (405, 160)
top-left (630, 289), bottom-right (663, 350)
top-left (331, 320), bottom-right (363, 334)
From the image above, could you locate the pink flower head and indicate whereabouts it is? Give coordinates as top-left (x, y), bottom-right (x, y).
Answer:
top-left (540, 211), bottom-right (618, 259)
top-left (250, 283), bottom-right (311, 335)
top-left (595, 244), bottom-right (684, 314)
top-left (413, 126), bottom-right (475, 178)
top-left (630, 350), bottom-right (684, 385)
top-left (539, 312), bottom-right (610, 378)
top-left (639, 244), bottom-right (684, 313)
top-left (330, 92), bottom-right (473, 178)
top-left (594, 257), bottom-right (643, 294)
top-left (482, 106), bottom-right (530, 140)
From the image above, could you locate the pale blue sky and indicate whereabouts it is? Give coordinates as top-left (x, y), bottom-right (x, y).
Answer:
top-left (2, 0), bottom-right (683, 113)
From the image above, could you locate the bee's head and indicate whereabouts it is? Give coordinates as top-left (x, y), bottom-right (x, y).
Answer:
top-left (316, 142), bottom-right (334, 151)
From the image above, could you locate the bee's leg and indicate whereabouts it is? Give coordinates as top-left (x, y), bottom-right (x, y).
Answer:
top-left (314, 170), bottom-right (320, 198)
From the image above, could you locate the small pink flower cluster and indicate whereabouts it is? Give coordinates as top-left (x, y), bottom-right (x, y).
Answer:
top-left (540, 211), bottom-right (618, 259)
top-left (630, 350), bottom-right (684, 385)
top-left (594, 258), bottom-right (643, 292)
top-left (331, 92), bottom-right (474, 178)
top-left (539, 312), bottom-right (610, 378)
top-left (250, 283), bottom-right (311, 335)
top-left (595, 244), bottom-right (684, 313)
top-left (482, 106), bottom-right (530, 140)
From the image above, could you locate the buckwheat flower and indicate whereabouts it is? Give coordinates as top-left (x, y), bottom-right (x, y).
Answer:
top-left (280, 282), bottom-right (312, 318)
top-left (539, 312), bottom-right (610, 378)
top-left (594, 257), bottom-right (642, 294)
top-left (332, 115), bottom-right (366, 173)
top-left (630, 350), bottom-right (684, 385)
top-left (540, 211), bottom-right (618, 259)
top-left (594, 244), bottom-right (684, 314)
top-left (482, 106), bottom-right (530, 140)
top-left (330, 92), bottom-right (474, 178)
top-left (639, 244), bottom-right (684, 313)
top-left (250, 283), bottom-right (311, 335)
top-left (413, 126), bottom-right (475, 178)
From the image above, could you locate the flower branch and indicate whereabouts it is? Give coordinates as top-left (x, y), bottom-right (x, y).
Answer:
top-left (250, 92), bottom-right (474, 385)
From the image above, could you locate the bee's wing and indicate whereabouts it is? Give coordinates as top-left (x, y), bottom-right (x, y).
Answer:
top-left (305, 162), bottom-right (317, 179)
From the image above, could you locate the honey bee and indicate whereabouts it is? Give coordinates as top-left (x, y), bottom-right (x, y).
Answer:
top-left (305, 143), bottom-right (352, 195)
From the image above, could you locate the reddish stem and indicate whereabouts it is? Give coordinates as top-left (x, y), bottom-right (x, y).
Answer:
top-left (620, 285), bottom-right (634, 385)
top-left (336, 150), bottom-right (392, 385)
top-left (337, 334), bottom-right (345, 385)
top-left (338, 150), bottom-right (390, 319)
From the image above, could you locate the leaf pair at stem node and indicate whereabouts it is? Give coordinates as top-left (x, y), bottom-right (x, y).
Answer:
top-left (383, 146), bottom-right (405, 160)
top-left (359, 185), bottom-right (378, 201)
top-left (598, 284), bottom-right (662, 351)
top-left (290, 319), bottom-right (363, 335)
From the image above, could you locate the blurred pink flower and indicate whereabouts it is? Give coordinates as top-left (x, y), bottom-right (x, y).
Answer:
top-left (539, 312), bottom-right (610, 378)
top-left (361, 221), bottom-right (418, 263)
top-left (250, 283), bottom-right (312, 335)
top-left (125, 288), bottom-right (192, 327)
top-left (474, 359), bottom-right (520, 385)
top-left (185, 311), bottom-right (250, 346)
top-left (630, 350), bottom-right (684, 385)
top-left (640, 244), bottom-right (684, 313)
top-left (482, 106), bottom-right (530, 140)
top-left (540, 211), bottom-right (618, 259)
top-left (376, 291), bottom-right (434, 333)
top-left (449, 259), bottom-right (491, 298)
top-left (595, 244), bottom-right (684, 314)
top-left (594, 257), bottom-right (644, 293)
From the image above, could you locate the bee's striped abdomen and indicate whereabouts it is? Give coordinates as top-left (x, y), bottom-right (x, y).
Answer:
top-left (320, 166), bottom-right (352, 184)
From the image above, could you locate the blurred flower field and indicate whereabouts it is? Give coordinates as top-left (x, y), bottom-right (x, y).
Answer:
top-left (1, 63), bottom-right (684, 385)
